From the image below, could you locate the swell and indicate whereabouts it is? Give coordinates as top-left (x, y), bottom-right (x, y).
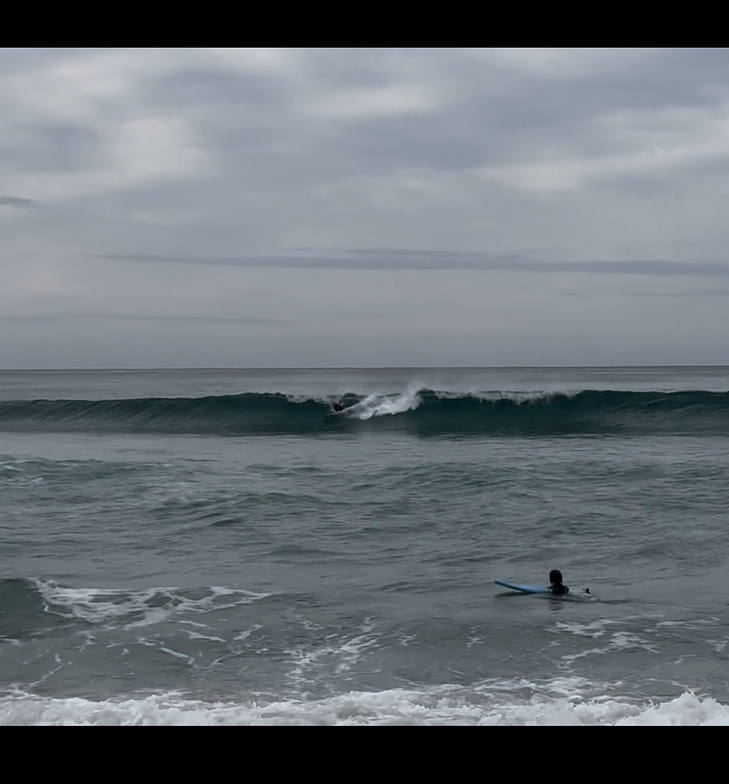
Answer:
top-left (1, 390), bottom-right (729, 436)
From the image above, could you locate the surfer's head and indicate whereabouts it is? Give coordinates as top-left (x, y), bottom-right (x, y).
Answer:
top-left (549, 569), bottom-right (563, 586)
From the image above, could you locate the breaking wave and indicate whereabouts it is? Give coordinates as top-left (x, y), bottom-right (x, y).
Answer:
top-left (2, 388), bottom-right (729, 436)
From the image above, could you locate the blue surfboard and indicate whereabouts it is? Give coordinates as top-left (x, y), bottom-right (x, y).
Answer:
top-left (494, 579), bottom-right (551, 595)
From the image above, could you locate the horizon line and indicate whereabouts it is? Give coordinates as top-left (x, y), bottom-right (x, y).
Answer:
top-left (1, 364), bottom-right (728, 372)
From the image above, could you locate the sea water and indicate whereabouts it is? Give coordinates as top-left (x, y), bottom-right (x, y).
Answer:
top-left (1, 366), bottom-right (729, 725)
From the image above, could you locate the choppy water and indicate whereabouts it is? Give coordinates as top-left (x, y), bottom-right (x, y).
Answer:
top-left (2, 367), bottom-right (729, 725)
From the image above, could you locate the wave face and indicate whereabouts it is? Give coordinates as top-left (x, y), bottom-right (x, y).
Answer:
top-left (2, 388), bottom-right (729, 436)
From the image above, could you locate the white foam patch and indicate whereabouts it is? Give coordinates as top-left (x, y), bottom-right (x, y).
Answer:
top-left (2, 685), bottom-right (728, 726)
top-left (286, 620), bottom-right (379, 687)
top-left (34, 580), bottom-right (270, 629)
top-left (313, 384), bottom-right (590, 422)
top-left (329, 386), bottom-right (588, 421)
top-left (554, 619), bottom-right (660, 668)
top-left (233, 624), bottom-right (262, 642)
top-left (471, 390), bottom-right (574, 404)
top-left (344, 387), bottom-right (423, 420)
top-left (555, 619), bottom-right (621, 638)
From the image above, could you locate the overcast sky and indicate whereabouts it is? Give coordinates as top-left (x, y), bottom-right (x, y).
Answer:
top-left (2, 48), bottom-right (729, 368)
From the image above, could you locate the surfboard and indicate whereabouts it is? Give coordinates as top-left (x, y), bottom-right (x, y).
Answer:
top-left (494, 580), bottom-right (593, 600)
top-left (325, 408), bottom-right (350, 420)
top-left (494, 579), bottom-right (552, 595)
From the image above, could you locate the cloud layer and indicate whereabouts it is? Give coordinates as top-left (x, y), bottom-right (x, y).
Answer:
top-left (2, 48), bottom-right (729, 367)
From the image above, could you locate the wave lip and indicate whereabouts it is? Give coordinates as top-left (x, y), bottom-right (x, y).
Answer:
top-left (1, 389), bottom-right (729, 436)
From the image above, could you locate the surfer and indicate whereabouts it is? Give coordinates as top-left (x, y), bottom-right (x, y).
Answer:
top-left (548, 569), bottom-right (569, 595)
top-left (330, 401), bottom-right (344, 413)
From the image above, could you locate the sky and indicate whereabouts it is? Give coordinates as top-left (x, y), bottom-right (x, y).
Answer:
top-left (2, 47), bottom-right (729, 369)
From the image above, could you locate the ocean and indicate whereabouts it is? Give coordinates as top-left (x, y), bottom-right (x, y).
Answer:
top-left (2, 366), bottom-right (729, 725)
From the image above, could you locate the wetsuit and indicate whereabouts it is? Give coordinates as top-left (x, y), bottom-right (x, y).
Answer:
top-left (549, 584), bottom-right (569, 595)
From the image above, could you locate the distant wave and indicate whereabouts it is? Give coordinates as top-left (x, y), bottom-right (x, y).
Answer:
top-left (2, 388), bottom-right (729, 436)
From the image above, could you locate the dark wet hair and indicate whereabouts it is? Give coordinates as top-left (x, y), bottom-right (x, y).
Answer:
top-left (549, 569), bottom-right (563, 585)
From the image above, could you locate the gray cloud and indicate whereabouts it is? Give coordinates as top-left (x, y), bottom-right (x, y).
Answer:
top-left (625, 289), bottom-right (729, 297)
top-left (92, 249), bottom-right (729, 278)
top-left (3, 49), bottom-right (729, 367)
top-left (0, 313), bottom-right (297, 325)
top-left (0, 196), bottom-right (39, 208)
top-left (3, 124), bottom-right (104, 175)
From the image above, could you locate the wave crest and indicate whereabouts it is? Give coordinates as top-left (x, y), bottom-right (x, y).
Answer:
top-left (1, 389), bottom-right (729, 436)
